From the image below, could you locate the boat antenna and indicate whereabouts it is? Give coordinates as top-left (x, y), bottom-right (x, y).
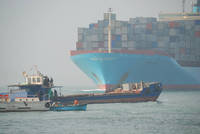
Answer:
top-left (182, 0), bottom-right (186, 13)
top-left (34, 65), bottom-right (42, 76)
top-left (191, 1), bottom-right (194, 13)
top-left (108, 8), bottom-right (112, 53)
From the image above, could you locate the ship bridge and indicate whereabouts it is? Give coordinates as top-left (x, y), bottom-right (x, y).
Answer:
top-left (159, 0), bottom-right (200, 21)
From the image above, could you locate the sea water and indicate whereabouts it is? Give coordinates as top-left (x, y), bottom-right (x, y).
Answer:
top-left (0, 88), bottom-right (200, 134)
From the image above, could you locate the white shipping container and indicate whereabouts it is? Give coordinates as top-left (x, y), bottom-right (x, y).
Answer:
top-left (104, 41), bottom-right (108, 47)
top-left (87, 35), bottom-right (99, 41)
top-left (78, 34), bottom-right (83, 41)
top-left (82, 42), bottom-right (88, 48)
top-left (91, 42), bottom-right (98, 48)
top-left (128, 47), bottom-right (136, 50)
top-left (185, 24), bottom-right (192, 30)
top-left (98, 20), bottom-right (104, 27)
top-left (104, 13), bottom-right (116, 20)
top-left (121, 27), bottom-right (128, 34)
top-left (169, 29), bottom-right (177, 36)
top-left (146, 35), bottom-right (156, 41)
top-left (104, 34), bottom-right (108, 40)
top-left (157, 23), bottom-right (165, 30)
top-left (98, 34), bottom-right (104, 41)
top-left (184, 21), bottom-right (194, 26)
top-left (185, 42), bottom-right (191, 48)
top-left (122, 83), bottom-right (130, 90)
top-left (78, 28), bottom-right (86, 34)
top-left (121, 34), bottom-right (128, 41)
top-left (111, 21), bottom-right (115, 28)
top-left (104, 28), bottom-right (108, 34)
top-left (137, 18), bottom-right (146, 23)
top-left (163, 36), bottom-right (170, 42)
top-left (84, 44), bottom-right (92, 49)
top-left (128, 41), bottom-right (135, 47)
top-left (140, 35), bottom-right (146, 41)
top-left (113, 48), bottom-right (122, 50)
top-left (158, 41), bottom-right (167, 47)
top-left (116, 28), bottom-right (121, 34)
top-left (115, 21), bottom-right (122, 27)
top-left (169, 42), bottom-right (177, 48)
top-left (122, 41), bottom-right (128, 47)
top-left (135, 24), bottom-right (146, 29)
top-left (129, 18), bottom-right (136, 24)
top-left (194, 25), bottom-right (200, 31)
top-left (86, 47), bottom-right (93, 50)
top-left (85, 36), bottom-right (90, 41)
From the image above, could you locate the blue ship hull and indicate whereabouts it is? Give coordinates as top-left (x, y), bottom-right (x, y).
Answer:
top-left (71, 52), bottom-right (200, 90)
top-left (57, 82), bottom-right (162, 104)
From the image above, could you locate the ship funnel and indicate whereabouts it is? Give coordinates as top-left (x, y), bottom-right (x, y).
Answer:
top-left (198, 0), bottom-right (200, 5)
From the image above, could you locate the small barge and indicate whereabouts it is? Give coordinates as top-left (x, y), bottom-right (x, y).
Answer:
top-left (57, 81), bottom-right (162, 105)
top-left (50, 103), bottom-right (87, 111)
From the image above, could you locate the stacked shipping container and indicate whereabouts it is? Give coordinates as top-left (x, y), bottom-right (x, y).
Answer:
top-left (76, 13), bottom-right (200, 67)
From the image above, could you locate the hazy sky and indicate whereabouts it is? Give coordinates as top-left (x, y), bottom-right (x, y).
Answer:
top-left (0, 0), bottom-right (195, 87)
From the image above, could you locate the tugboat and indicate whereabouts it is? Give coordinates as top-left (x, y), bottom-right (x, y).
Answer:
top-left (0, 66), bottom-right (58, 112)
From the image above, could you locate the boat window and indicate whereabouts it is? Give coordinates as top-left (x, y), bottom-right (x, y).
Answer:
top-left (32, 99), bottom-right (34, 101)
top-left (32, 78), bottom-right (36, 83)
top-left (20, 99), bottom-right (22, 101)
top-left (37, 78), bottom-right (40, 83)
top-left (28, 78), bottom-right (31, 84)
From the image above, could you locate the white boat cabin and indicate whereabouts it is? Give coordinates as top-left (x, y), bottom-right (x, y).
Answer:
top-left (15, 97), bottom-right (40, 102)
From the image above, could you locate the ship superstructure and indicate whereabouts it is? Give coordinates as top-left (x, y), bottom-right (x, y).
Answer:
top-left (8, 66), bottom-right (54, 101)
top-left (0, 66), bottom-right (56, 112)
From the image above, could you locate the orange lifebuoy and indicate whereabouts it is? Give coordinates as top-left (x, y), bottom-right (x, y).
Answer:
top-left (73, 100), bottom-right (79, 105)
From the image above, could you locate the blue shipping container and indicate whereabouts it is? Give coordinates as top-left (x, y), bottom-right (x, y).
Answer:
top-left (115, 35), bottom-right (121, 41)
top-left (112, 41), bottom-right (121, 48)
top-left (170, 36), bottom-right (179, 42)
top-left (193, 6), bottom-right (200, 13)
top-left (0, 92), bottom-right (9, 95)
top-left (103, 20), bottom-right (109, 27)
top-left (89, 24), bottom-right (95, 29)
top-left (112, 40), bottom-right (116, 47)
top-left (178, 27), bottom-right (185, 34)
top-left (152, 42), bottom-right (158, 48)
top-left (195, 20), bottom-right (200, 25)
top-left (10, 92), bottom-right (27, 101)
top-left (146, 30), bottom-right (152, 34)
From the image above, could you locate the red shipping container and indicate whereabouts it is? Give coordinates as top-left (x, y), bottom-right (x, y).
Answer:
top-left (169, 22), bottom-right (179, 28)
top-left (93, 47), bottom-right (99, 50)
top-left (94, 24), bottom-right (98, 28)
top-left (195, 31), bottom-right (200, 37)
top-left (146, 23), bottom-right (152, 30)
top-left (179, 48), bottom-right (185, 55)
top-left (76, 42), bottom-right (83, 48)
top-left (132, 24), bottom-right (136, 29)
top-left (112, 35), bottom-right (116, 40)
top-left (98, 42), bottom-right (104, 47)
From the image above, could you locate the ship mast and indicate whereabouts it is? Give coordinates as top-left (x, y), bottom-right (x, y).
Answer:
top-left (182, 0), bottom-right (186, 13)
top-left (108, 8), bottom-right (112, 53)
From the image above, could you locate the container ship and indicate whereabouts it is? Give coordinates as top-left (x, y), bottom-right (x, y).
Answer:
top-left (70, 1), bottom-right (200, 90)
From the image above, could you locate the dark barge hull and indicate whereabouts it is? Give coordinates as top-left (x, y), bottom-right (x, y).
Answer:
top-left (57, 90), bottom-right (161, 105)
